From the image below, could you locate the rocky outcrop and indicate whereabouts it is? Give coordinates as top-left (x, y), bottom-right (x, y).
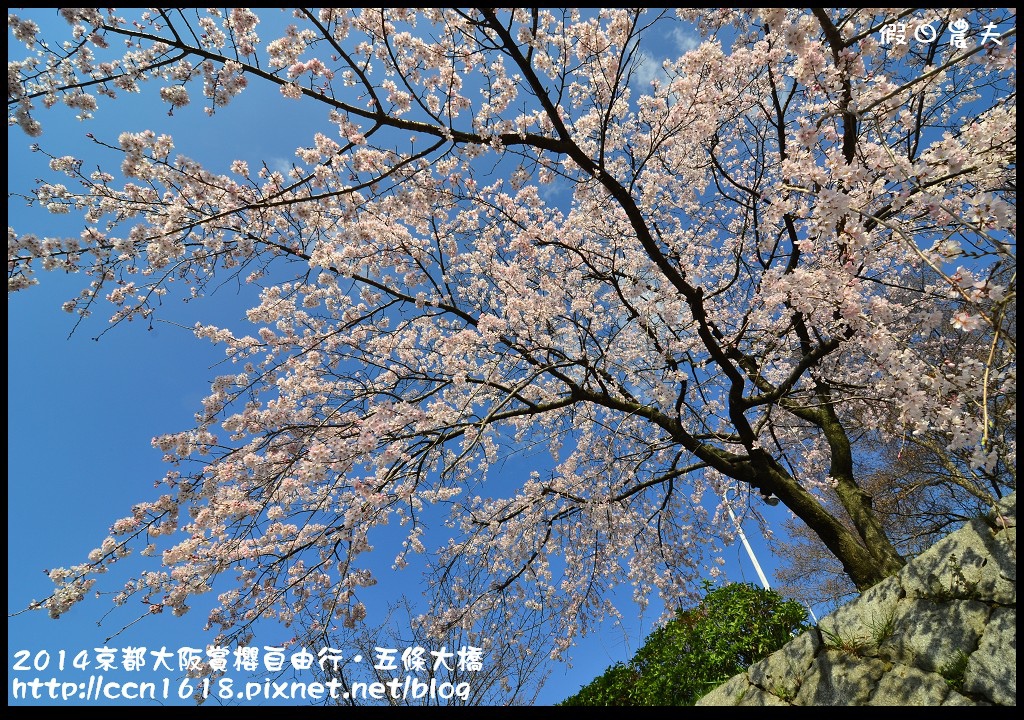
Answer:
top-left (697, 492), bottom-right (1016, 706)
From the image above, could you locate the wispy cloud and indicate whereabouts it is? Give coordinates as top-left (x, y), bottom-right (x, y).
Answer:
top-left (632, 51), bottom-right (664, 91)
top-left (630, 25), bottom-right (702, 94)
top-left (271, 157), bottom-right (293, 176)
top-left (669, 27), bottom-right (701, 56)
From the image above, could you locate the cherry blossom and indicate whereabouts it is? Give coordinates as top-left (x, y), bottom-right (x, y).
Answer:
top-left (7, 8), bottom-right (1015, 683)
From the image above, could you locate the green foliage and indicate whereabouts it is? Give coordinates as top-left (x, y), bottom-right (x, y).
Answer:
top-left (868, 605), bottom-right (899, 647)
top-left (819, 625), bottom-right (872, 657)
top-left (939, 650), bottom-right (971, 691)
top-left (559, 582), bottom-right (811, 706)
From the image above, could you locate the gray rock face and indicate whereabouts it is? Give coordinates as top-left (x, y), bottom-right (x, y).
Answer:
top-left (696, 493), bottom-right (1016, 706)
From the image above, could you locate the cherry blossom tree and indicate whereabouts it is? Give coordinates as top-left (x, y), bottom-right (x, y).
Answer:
top-left (8, 7), bottom-right (1016, 679)
top-left (774, 262), bottom-right (1016, 611)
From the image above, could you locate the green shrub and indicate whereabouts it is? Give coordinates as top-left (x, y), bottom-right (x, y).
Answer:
top-left (559, 582), bottom-right (811, 706)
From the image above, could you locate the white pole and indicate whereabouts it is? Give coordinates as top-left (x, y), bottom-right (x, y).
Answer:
top-left (725, 502), bottom-right (772, 590)
top-left (723, 492), bottom-right (819, 624)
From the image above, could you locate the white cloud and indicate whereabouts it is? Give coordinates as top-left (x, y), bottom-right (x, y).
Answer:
top-left (631, 25), bottom-right (702, 95)
top-left (632, 51), bottom-right (664, 91)
top-left (669, 27), bottom-right (701, 56)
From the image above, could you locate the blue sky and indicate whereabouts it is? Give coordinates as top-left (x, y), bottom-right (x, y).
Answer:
top-left (8, 10), bottom-right (807, 706)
